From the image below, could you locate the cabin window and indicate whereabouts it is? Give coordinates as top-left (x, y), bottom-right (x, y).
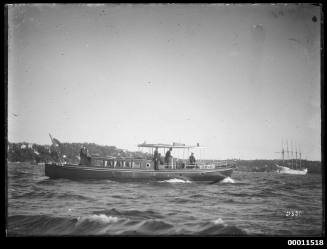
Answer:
top-left (133, 162), bottom-right (141, 168)
top-left (116, 161), bottom-right (122, 168)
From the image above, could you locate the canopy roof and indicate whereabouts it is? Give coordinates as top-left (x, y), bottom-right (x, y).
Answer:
top-left (138, 142), bottom-right (202, 149)
top-left (91, 155), bottom-right (116, 160)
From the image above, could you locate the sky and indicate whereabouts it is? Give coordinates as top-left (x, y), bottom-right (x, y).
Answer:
top-left (7, 4), bottom-right (321, 160)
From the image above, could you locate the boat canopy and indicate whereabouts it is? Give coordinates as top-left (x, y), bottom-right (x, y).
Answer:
top-left (137, 142), bottom-right (201, 149)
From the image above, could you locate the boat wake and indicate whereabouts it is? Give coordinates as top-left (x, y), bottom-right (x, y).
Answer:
top-left (159, 178), bottom-right (192, 183)
top-left (221, 177), bottom-right (235, 183)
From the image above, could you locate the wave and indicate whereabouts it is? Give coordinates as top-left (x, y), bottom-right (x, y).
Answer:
top-left (93, 208), bottom-right (165, 220)
top-left (8, 215), bottom-right (77, 235)
top-left (34, 176), bottom-right (50, 182)
top-left (190, 193), bottom-right (205, 198)
top-left (173, 197), bottom-right (192, 204)
top-left (212, 218), bottom-right (225, 225)
top-left (76, 214), bottom-right (119, 225)
top-left (119, 219), bottom-right (175, 235)
top-left (7, 213), bottom-right (248, 236)
top-left (257, 188), bottom-right (280, 197)
top-left (13, 189), bottom-right (95, 202)
top-left (221, 177), bottom-right (235, 183)
top-left (159, 178), bottom-right (191, 183)
top-left (197, 223), bottom-right (247, 235)
top-left (8, 214), bottom-right (121, 236)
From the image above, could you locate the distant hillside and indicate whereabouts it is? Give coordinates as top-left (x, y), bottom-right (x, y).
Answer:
top-left (7, 142), bottom-right (151, 164)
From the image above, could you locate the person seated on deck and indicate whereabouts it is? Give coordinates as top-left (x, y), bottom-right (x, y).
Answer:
top-left (189, 152), bottom-right (196, 165)
top-left (153, 147), bottom-right (160, 170)
top-left (165, 148), bottom-right (173, 168)
top-left (158, 153), bottom-right (164, 165)
top-left (79, 146), bottom-right (92, 166)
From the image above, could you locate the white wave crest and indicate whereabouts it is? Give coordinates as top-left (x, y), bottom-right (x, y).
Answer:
top-left (36, 176), bottom-right (50, 181)
top-left (221, 177), bottom-right (235, 183)
top-left (213, 218), bottom-right (225, 225)
top-left (77, 214), bottom-right (119, 224)
top-left (159, 178), bottom-right (191, 183)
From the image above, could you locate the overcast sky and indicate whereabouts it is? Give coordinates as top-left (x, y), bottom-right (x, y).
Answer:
top-left (7, 4), bottom-right (321, 160)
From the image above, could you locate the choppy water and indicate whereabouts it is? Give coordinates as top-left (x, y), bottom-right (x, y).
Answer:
top-left (7, 162), bottom-right (323, 236)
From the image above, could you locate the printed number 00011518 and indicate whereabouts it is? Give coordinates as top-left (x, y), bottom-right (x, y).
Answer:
top-left (288, 240), bottom-right (324, 246)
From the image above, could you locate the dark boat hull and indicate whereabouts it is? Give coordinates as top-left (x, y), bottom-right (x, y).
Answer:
top-left (45, 163), bottom-right (233, 183)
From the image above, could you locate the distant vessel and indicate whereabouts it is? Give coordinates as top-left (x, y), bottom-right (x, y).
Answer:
top-left (45, 135), bottom-right (235, 183)
top-left (275, 140), bottom-right (307, 175)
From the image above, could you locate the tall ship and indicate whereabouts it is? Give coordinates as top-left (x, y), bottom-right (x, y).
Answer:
top-left (44, 135), bottom-right (235, 183)
top-left (275, 140), bottom-right (307, 175)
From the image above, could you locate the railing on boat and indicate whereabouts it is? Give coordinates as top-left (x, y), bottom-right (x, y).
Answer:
top-left (184, 159), bottom-right (237, 169)
top-left (89, 156), bottom-right (152, 169)
top-left (86, 156), bottom-right (236, 170)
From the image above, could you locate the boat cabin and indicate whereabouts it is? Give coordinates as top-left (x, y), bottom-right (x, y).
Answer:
top-left (77, 143), bottom-right (236, 170)
top-left (89, 156), bottom-right (155, 169)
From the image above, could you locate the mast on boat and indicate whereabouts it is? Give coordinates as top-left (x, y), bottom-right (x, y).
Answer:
top-left (299, 146), bottom-right (302, 169)
top-left (290, 141), bottom-right (294, 169)
top-left (295, 143), bottom-right (298, 170)
top-left (278, 139), bottom-right (306, 173)
top-left (281, 139), bottom-right (285, 164)
top-left (286, 140), bottom-right (290, 167)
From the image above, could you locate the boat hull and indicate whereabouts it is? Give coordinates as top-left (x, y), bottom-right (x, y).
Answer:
top-left (275, 165), bottom-right (308, 175)
top-left (45, 163), bottom-right (233, 183)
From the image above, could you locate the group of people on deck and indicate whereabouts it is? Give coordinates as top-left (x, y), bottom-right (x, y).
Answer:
top-left (78, 145), bottom-right (196, 169)
top-left (153, 147), bottom-right (196, 170)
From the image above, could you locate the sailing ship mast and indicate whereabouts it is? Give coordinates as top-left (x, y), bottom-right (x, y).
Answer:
top-left (281, 140), bottom-right (285, 164)
top-left (278, 139), bottom-right (305, 171)
top-left (277, 139), bottom-right (307, 174)
top-left (299, 145), bottom-right (302, 169)
top-left (290, 141), bottom-right (294, 169)
top-left (295, 143), bottom-right (298, 169)
top-left (286, 140), bottom-right (290, 167)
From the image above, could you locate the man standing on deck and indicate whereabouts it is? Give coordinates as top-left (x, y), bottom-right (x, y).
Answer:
top-left (153, 147), bottom-right (160, 170)
top-left (85, 147), bottom-right (92, 166)
top-left (189, 152), bottom-right (196, 165)
top-left (79, 146), bottom-right (85, 165)
top-left (165, 148), bottom-right (173, 168)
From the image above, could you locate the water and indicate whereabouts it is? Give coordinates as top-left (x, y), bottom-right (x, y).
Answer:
top-left (7, 162), bottom-right (323, 236)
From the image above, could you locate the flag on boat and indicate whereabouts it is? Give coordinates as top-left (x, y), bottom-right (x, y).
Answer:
top-left (49, 134), bottom-right (61, 147)
top-left (52, 138), bottom-right (61, 147)
top-left (49, 134), bottom-right (64, 166)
